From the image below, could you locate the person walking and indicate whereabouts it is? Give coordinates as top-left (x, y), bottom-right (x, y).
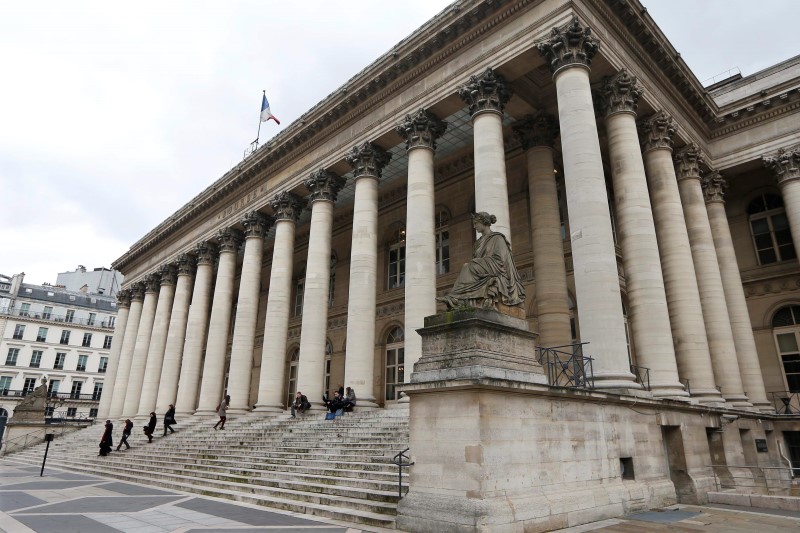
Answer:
top-left (163, 404), bottom-right (176, 436)
top-left (143, 412), bottom-right (157, 443)
top-left (98, 420), bottom-right (113, 456)
top-left (116, 419), bottom-right (133, 451)
top-left (213, 395), bottom-right (230, 430)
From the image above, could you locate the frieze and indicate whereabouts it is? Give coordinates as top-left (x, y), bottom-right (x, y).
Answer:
top-left (512, 112), bottom-right (559, 149)
top-left (763, 144), bottom-right (800, 186)
top-left (598, 69), bottom-right (641, 118)
top-left (701, 170), bottom-right (727, 204)
top-left (744, 275), bottom-right (800, 298)
top-left (215, 186), bottom-right (267, 223)
top-left (637, 111), bottom-right (675, 153)
top-left (535, 16), bottom-right (600, 75)
top-left (377, 301), bottom-right (404, 318)
top-left (458, 67), bottom-right (512, 117)
top-left (345, 142), bottom-right (391, 179)
top-left (674, 143), bottom-right (705, 181)
top-left (305, 169), bottom-right (347, 203)
top-left (395, 109), bottom-right (447, 151)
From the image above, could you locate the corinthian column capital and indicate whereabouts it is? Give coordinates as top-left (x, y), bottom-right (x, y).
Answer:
top-left (144, 273), bottom-right (161, 293)
top-left (763, 145), bottom-right (800, 186)
top-left (217, 228), bottom-right (243, 253)
top-left (130, 282), bottom-right (145, 302)
top-left (116, 289), bottom-right (131, 309)
top-left (637, 111), bottom-right (675, 152)
top-left (395, 108), bottom-right (447, 151)
top-left (674, 143), bottom-right (705, 181)
top-left (512, 112), bottom-right (560, 149)
top-left (270, 191), bottom-right (305, 222)
top-left (345, 142), bottom-right (391, 179)
top-left (158, 264), bottom-right (177, 286)
top-left (241, 210), bottom-right (273, 239)
top-left (701, 170), bottom-right (727, 204)
top-left (598, 69), bottom-right (642, 118)
top-left (458, 67), bottom-right (512, 117)
top-left (195, 241), bottom-right (218, 265)
top-left (175, 253), bottom-right (196, 276)
top-left (305, 169), bottom-right (347, 204)
top-left (536, 16), bottom-right (600, 75)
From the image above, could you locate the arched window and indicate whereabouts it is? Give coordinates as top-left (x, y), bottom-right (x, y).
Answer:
top-left (324, 340), bottom-right (333, 395)
top-left (286, 348), bottom-right (300, 407)
top-left (772, 305), bottom-right (800, 392)
top-left (388, 226), bottom-right (406, 289)
top-left (385, 327), bottom-right (405, 401)
top-left (748, 193), bottom-right (796, 265)
top-left (435, 209), bottom-right (450, 275)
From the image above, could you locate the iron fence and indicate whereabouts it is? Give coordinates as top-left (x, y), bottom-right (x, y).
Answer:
top-left (536, 343), bottom-right (595, 389)
top-left (769, 391), bottom-right (800, 414)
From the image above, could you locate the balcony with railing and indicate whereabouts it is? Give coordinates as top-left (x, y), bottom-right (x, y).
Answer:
top-left (0, 389), bottom-right (100, 402)
top-left (1, 308), bottom-right (114, 329)
top-left (769, 391), bottom-right (800, 415)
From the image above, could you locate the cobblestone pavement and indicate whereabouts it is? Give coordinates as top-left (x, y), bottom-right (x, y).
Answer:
top-left (0, 460), bottom-right (382, 533)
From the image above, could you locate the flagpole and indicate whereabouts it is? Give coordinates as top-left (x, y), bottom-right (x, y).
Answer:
top-left (255, 90), bottom-right (265, 145)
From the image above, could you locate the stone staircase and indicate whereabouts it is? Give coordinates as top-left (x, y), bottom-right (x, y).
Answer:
top-left (7, 408), bottom-right (410, 529)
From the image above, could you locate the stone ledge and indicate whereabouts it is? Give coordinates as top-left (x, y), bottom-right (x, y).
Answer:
top-left (709, 491), bottom-right (800, 511)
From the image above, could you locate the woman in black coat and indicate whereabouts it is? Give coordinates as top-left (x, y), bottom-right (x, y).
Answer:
top-left (99, 420), bottom-right (113, 456)
top-left (144, 412), bottom-right (157, 443)
top-left (163, 404), bottom-right (176, 436)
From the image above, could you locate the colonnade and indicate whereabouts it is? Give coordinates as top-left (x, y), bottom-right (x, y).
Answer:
top-left (100, 17), bottom-right (780, 419)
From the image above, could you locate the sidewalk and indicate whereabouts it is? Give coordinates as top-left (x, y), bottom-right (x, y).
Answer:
top-left (0, 459), bottom-right (380, 533)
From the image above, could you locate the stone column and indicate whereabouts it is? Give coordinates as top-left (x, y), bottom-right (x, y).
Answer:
top-left (764, 146), bottom-right (800, 261)
top-left (296, 170), bottom-right (347, 407)
top-left (136, 265), bottom-right (177, 416)
top-left (195, 228), bottom-right (243, 415)
top-left (155, 254), bottom-right (195, 410)
top-left (97, 290), bottom-right (131, 418)
top-left (703, 171), bottom-right (771, 411)
top-left (108, 284), bottom-right (144, 418)
top-left (344, 142), bottom-right (391, 408)
top-left (396, 109), bottom-right (447, 387)
top-left (513, 113), bottom-right (572, 348)
top-left (175, 242), bottom-right (216, 414)
top-left (598, 70), bottom-right (686, 398)
top-left (227, 211), bottom-right (273, 413)
top-left (122, 274), bottom-right (161, 416)
top-left (675, 144), bottom-right (750, 408)
top-left (536, 17), bottom-right (636, 389)
top-left (255, 192), bottom-right (304, 412)
top-left (638, 112), bottom-right (722, 405)
top-left (459, 68), bottom-right (512, 240)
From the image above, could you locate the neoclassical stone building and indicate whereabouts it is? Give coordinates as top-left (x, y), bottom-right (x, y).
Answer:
top-left (103, 0), bottom-right (800, 472)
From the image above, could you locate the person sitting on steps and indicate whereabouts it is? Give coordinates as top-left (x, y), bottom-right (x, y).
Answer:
top-left (325, 390), bottom-right (346, 416)
top-left (291, 391), bottom-right (311, 418)
top-left (342, 386), bottom-right (357, 412)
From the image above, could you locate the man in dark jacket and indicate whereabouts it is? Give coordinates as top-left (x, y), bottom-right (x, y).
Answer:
top-left (163, 405), bottom-right (176, 436)
top-left (144, 412), bottom-right (157, 443)
top-left (117, 419), bottom-right (133, 450)
top-left (291, 391), bottom-right (311, 418)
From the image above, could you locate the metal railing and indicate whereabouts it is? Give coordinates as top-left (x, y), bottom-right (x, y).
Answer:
top-left (0, 389), bottom-right (100, 401)
top-left (0, 308), bottom-right (114, 329)
top-left (392, 448), bottom-right (413, 499)
top-left (630, 364), bottom-right (651, 391)
top-left (769, 391), bottom-right (800, 414)
top-left (536, 343), bottom-right (595, 389)
top-left (708, 464), bottom-right (794, 493)
top-left (679, 378), bottom-right (691, 396)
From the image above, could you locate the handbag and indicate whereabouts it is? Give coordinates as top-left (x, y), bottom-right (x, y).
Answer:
top-left (325, 412), bottom-right (335, 420)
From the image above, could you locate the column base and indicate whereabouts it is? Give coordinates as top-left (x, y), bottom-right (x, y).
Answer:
top-left (651, 383), bottom-right (692, 401)
top-left (193, 410), bottom-right (219, 417)
top-left (226, 408), bottom-right (251, 415)
top-left (252, 405), bottom-right (285, 414)
top-left (352, 400), bottom-right (380, 409)
top-left (591, 371), bottom-right (642, 391)
top-left (751, 400), bottom-right (775, 414)
top-left (722, 394), bottom-right (753, 409)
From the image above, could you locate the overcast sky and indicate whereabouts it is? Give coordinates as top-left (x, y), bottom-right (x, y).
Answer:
top-left (1, 0), bottom-right (797, 286)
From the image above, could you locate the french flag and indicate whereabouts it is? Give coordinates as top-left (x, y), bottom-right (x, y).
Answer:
top-left (260, 92), bottom-right (280, 125)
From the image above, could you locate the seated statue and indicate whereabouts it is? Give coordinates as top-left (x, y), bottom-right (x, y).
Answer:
top-left (437, 212), bottom-right (525, 310)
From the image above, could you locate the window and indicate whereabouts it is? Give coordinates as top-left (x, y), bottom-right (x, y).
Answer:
top-left (748, 193), bottom-right (796, 265)
top-left (5, 348), bottom-right (19, 365)
top-left (294, 279), bottom-right (305, 316)
top-left (103, 335), bottom-right (112, 349)
top-left (65, 309), bottom-right (74, 323)
top-left (98, 357), bottom-right (108, 373)
top-left (36, 327), bottom-right (48, 342)
top-left (286, 348), bottom-right (299, 407)
top-left (23, 378), bottom-right (37, 395)
top-left (385, 327), bottom-right (405, 401)
top-left (13, 324), bottom-right (25, 340)
top-left (435, 210), bottom-right (450, 275)
top-left (388, 227), bottom-right (406, 289)
top-left (70, 381), bottom-right (83, 399)
top-left (45, 406), bottom-right (55, 416)
top-left (82, 333), bottom-right (92, 347)
top-left (67, 407), bottom-right (77, 417)
top-left (60, 330), bottom-right (71, 345)
top-left (108, 316), bottom-right (116, 328)
top-left (557, 184), bottom-right (568, 241)
top-left (773, 305), bottom-right (800, 392)
top-left (92, 382), bottom-right (103, 401)
top-left (48, 379), bottom-right (60, 395)
top-left (77, 355), bottom-right (88, 372)
top-left (0, 376), bottom-right (11, 394)
top-left (88, 313), bottom-right (96, 326)
top-left (29, 350), bottom-right (42, 368)
top-left (89, 408), bottom-right (98, 418)
top-left (324, 340), bottom-right (333, 394)
top-left (42, 306), bottom-right (53, 320)
top-left (19, 303), bottom-right (30, 316)
top-left (54, 352), bottom-right (66, 370)
top-left (329, 253), bottom-right (337, 307)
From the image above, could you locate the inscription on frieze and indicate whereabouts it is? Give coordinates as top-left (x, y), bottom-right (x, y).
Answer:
top-left (215, 186), bottom-right (267, 222)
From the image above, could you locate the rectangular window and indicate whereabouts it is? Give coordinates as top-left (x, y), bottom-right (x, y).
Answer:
top-left (82, 333), bottom-right (92, 347)
top-left (108, 316), bottom-right (116, 328)
top-left (60, 330), bottom-right (71, 345)
top-left (54, 352), bottom-right (66, 370)
top-left (48, 379), bottom-right (60, 395)
top-left (45, 406), bottom-right (54, 416)
top-left (92, 382), bottom-right (103, 401)
top-left (88, 313), bottom-right (96, 326)
top-left (103, 336), bottom-right (112, 349)
top-left (294, 279), bottom-right (305, 316)
top-left (0, 376), bottom-right (11, 394)
top-left (98, 357), bottom-right (108, 373)
top-left (65, 309), bottom-right (74, 323)
top-left (70, 381), bottom-right (83, 399)
top-left (23, 377), bottom-right (37, 395)
top-left (5, 348), bottom-right (19, 365)
top-left (19, 303), bottom-right (30, 316)
top-left (13, 324), bottom-right (25, 340)
top-left (435, 230), bottom-right (450, 275)
top-left (29, 350), bottom-right (42, 368)
top-left (36, 327), bottom-right (48, 342)
top-left (42, 306), bottom-right (53, 320)
top-left (388, 245), bottom-right (406, 289)
top-left (89, 408), bottom-right (98, 418)
top-left (77, 355), bottom-right (88, 372)
top-left (67, 407), bottom-right (77, 417)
